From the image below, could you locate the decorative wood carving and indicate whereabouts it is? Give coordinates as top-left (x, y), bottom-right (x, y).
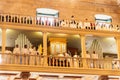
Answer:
top-left (20, 72), bottom-right (31, 79)
top-left (98, 75), bottom-right (108, 80)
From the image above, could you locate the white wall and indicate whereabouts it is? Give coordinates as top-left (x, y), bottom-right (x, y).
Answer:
top-left (86, 36), bottom-right (117, 54)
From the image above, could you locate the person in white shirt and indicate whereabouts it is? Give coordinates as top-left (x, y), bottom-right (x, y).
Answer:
top-left (57, 53), bottom-right (64, 66)
top-left (64, 52), bottom-right (71, 67)
top-left (86, 51), bottom-right (90, 58)
top-left (69, 16), bottom-right (77, 28)
top-left (57, 52), bottom-right (64, 60)
top-left (86, 51), bottom-right (91, 68)
top-left (29, 46), bottom-right (34, 55)
top-left (83, 18), bottom-right (91, 29)
top-left (21, 45), bottom-right (29, 65)
top-left (60, 20), bottom-right (66, 27)
top-left (4, 48), bottom-right (12, 64)
top-left (91, 51), bottom-right (98, 59)
top-left (22, 45), bottom-right (29, 55)
top-left (113, 61), bottom-right (119, 69)
top-left (77, 21), bottom-right (83, 29)
top-left (29, 46), bottom-right (36, 65)
top-left (91, 51), bottom-right (99, 68)
top-left (5, 49), bottom-right (12, 54)
top-left (13, 44), bottom-right (20, 64)
top-left (73, 52), bottom-right (79, 68)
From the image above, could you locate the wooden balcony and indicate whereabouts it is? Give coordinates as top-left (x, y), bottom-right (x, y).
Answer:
top-left (0, 13), bottom-right (120, 76)
top-left (0, 53), bottom-right (120, 76)
top-left (0, 13), bottom-right (120, 37)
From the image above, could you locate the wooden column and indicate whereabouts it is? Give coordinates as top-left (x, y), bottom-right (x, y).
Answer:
top-left (115, 36), bottom-right (120, 59)
top-left (2, 28), bottom-right (6, 53)
top-left (80, 35), bottom-right (87, 68)
top-left (80, 35), bottom-right (86, 58)
top-left (43, 32), bottom-right (48, 66)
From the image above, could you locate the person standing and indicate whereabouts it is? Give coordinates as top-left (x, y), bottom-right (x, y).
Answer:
top-left (64, 52), bottom-right (71, 67)
top-left (73, 52), bottom-right (79, 68)
top-left (21, 45), bottom-right (29, 65)
top-left (86, 51), bottom-right (91, 58)
top-left (29, 46), bottom-right (36, 65)
top-left (91, 51), bottom-right (99, 68)
top-left (57, 53), bottom-right (65, 67)
top-left (4, 48), bottom-right (12, 64)
top-left (13, 44), bottom-right (20, 64)
top-left (86, 51), bottom-right (91, 68)
top-left (69, 15), bottom-right (77, 28)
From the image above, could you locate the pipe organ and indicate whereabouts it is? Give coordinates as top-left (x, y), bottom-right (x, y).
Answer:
top-left (49, 38), bottom-right (67, 55)
top-left (15, 33), bottom-right (32, 50)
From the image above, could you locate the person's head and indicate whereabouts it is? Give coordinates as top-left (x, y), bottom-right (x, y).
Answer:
top-left (24, 44), bottom-right (27, 48)
top-left (86, 51), bottom-right (89, 54)
top-left (15, 44), bottom-right (19, 48)
top-left (33, 46), bottom-right (36, 50)
top-left (31, 45), bottom-right (34, 49)
top-left (85, 18), bottom-right (88, 21)
top-left (71, 15), bottom-right (74, 18)
top-left (114, 61), bottom-right (117, 64)
top-left (93, 51), bottom-right (95, 54)
top-left (64, 52), bottom-right (67, 55)
top-left (75, 51), bottom-right (77, 55)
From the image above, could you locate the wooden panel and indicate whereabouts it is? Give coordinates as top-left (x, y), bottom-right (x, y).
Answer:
top-left (1, 64), bottom-right (120, 76)
top-left (0, 0), bottom-right (119, 23)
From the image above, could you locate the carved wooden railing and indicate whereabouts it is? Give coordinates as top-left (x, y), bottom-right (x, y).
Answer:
top-left (0, 53), bottom-right (119, 70)
top-left (0, 13), bottom-right (120, 32)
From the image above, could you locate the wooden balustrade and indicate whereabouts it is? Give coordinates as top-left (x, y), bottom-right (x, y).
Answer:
top-left (0, 53), bottom-right (44, 66)
top-left (0, 13), bottom-right (120, 32)
top-left (0, 53), bottom-right (120, 70)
